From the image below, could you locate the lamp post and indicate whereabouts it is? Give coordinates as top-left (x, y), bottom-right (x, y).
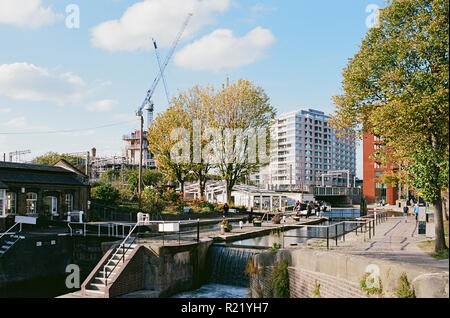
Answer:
top-left (138, 115), bottom-right (144, 209)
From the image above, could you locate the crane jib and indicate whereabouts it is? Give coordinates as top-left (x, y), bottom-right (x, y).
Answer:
top-left (137, 13), bottom-right (192, 115)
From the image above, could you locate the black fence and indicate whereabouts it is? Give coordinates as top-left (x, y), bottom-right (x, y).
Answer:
top-left (281, 211), bottom-right (388, 249)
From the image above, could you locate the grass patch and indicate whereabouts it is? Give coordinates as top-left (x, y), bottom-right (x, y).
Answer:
top-left (417, 221), bottom-right (449, 260)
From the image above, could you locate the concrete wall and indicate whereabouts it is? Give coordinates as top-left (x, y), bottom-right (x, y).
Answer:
top-left (105, 239), bottom-right (214, 298)
top-left (0, 235), bottom-right (116, 289)
top-left (249, 249), bottom-right (449, 298)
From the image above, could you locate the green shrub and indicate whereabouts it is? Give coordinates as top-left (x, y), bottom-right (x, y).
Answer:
top-left (91, 183), bottom-right (120, 205)
top-left (312, 281), bottom-right (321, 298)
top-left (141, 188), bottom-right (168, 214)
top-left (359, 272), bottom-right (383, 297)
top-left (268, 242), bottom-right (281, 251)
top-left (395, 273), bottom-right (416, 298)
top-left (270, 259), bottom-right (290, 298)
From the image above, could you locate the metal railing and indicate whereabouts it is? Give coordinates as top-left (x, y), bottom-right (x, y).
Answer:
top-left (280, 211), bottom-right (387, 249)
top-left (0, 222), bottom-right (22, 240)
top-left (67, 222), bottom-right (134, 238)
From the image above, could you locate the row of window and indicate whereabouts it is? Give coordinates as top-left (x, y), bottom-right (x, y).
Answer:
top-left (0, 190), bottom-right (74, 217)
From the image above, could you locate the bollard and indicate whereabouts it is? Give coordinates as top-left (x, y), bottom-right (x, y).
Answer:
top-left (197, 219), bottom-right (200, 242)
top-left (335, 224), bottom-right (338, 246)
top-left (369, 221), bottom-right (371, 239)
top-left (326, 227), bottom-right (329, 250)
top-left (343, 222), bottom-right (345, 242)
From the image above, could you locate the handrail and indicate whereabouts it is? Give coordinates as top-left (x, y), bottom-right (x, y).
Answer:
top-left (0, 222), bottom-right (21, 240)
top-left (103, 221), bottom-right (142, 286)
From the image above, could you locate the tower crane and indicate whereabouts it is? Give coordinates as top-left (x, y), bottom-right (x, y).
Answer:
top-left (136, 12), bottom-right (192, 126)
top-left (153, 38), bottom-right (171, 106)
top-left (136, 12), bottom-right (192, 207)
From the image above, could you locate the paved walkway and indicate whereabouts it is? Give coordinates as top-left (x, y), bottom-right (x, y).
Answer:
top-left (335, 215), bottom-right (448, 271)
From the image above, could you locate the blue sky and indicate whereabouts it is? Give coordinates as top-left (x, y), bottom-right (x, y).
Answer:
top-left (0, 0), bottom-right (386, 178)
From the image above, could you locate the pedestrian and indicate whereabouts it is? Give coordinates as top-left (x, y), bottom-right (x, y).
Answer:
top-left (403, 205), bottom-right (409, 223)
top-left (414, 203), bottom-right (419, 221)
top-left (296, 200), bottom-right (300, 211)
top-left (306, 202), bottom-right (312, 219)
top-left (223, 203), bottom-right (229, 217)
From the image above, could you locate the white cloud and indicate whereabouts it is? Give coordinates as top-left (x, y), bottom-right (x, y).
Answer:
top-left (0, 0), bottom-right (63, 28)
top-left (2, 116), bottom-right (50, 131)
top-left (0, 107), bottom-right (11, 113)
top-left (86, 99), bottom-right (118, 112)
top-left (90, 0), bottom-right (230, 52)
top-left (174, 27), bottom-right (275, 71)
top-left (0, 62), bottom-right (97, 105)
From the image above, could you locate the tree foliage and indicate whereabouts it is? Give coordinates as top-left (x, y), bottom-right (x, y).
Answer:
top-left (91, 183), bottom-right (120, 205)
top-left (34, 152), bottom-right (84, 168)
top-left (330, 0), bottom-right (449, 251)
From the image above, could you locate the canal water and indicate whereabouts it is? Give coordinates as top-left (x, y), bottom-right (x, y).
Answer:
top-left (231, 220), bottom-right (360, 248)
top-left (172, 284), bottom-right (248, 298)
top-left (0, 275), bottom-right (77, 298)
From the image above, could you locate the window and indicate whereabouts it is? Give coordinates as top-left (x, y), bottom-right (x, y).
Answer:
top-left (0, 190), bottom-right (5, 217)
top-left (6, 192), bottom-right (16, 215)
top-left (26, 192), bottom-right (38, 214)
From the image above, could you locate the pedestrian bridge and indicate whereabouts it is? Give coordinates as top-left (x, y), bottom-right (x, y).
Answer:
top-left (313, 187), bottom-right (361, 197)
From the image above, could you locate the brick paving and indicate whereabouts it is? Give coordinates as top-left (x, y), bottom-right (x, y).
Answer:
top-left (333, 215), bottom-right (449, 271)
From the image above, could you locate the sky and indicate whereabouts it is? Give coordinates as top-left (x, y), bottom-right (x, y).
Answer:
top-left (0, 0), bottom-right (386, 179)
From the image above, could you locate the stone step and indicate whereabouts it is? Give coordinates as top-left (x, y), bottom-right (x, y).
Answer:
top-left (84, 289), bottom-right (105, 296)
top-left (1, 245), bottom-right (11, 249)
top-left (93, 277), bottom-right (112, 284)
top-left (5, 241), bottom-right (15, 245)
top-left (90, 283), bottom-right (107, 290)
top-left (99, 270), bottom-right (117, 276)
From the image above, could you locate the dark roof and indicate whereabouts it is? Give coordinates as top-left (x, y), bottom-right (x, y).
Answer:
top-left (0, 162), bottom-right (87, 186)
top-left (0, 162), bottom-right (70, 173)
top-left (0, 180), bottom-right (8, 189)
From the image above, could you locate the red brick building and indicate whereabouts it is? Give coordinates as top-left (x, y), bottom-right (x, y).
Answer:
top-left (363, 133), bottom-right (398, 205)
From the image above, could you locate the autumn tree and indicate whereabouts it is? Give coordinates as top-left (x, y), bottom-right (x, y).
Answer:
top-left (331, 0), bottom-right (449, 252)
top-left (206, 79), bottom-right (275, 203)
top-left (147, 105), bottom-right (192, 195)
top-left (172, 85), bottom-right (216, 199)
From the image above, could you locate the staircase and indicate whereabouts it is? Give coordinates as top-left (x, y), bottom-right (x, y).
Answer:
top-left (84, 238), bottom-right (138, 297)
top-left (0, 234), bottom-right (21, 257)
top-left (82, 218), bottom-right (147, 297)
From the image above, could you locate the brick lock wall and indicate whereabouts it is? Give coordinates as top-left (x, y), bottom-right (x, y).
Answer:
top-left (108, 248), bottom-right (145, 298)
top-left (250, 266), bottom-right (366, 298)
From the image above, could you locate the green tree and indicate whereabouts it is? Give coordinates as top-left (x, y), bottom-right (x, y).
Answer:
top-left (124, 168), bottom-right (164, 195)
top-left (91, 183), bottom-right (120, 205)
top-left (141, 188), bottom-right (167, 214)
top-left (100, 170), bottom-right (121, 183)
top-left (147, 105), bottom-right (192, 194)
top-left (172, 85), bottom-right (215, 199)
top-left (331, 0), bottom-right (449, 252)
top-left (34, 152), bottom-right (84, 168)
top-left (205, 78), bottom-right (275, 203)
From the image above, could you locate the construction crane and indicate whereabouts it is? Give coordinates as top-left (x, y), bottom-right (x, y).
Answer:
top-left (9, 150), bottom-right (31, 162)
top-left (136, 12), bottom-right (192, 126)
top-left (153, 38), bottom-right (171, 106)
top-left (136, 12), bottom-right (193, 208)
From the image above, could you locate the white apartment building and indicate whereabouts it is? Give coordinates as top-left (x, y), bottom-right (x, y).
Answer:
top-left (253, 109), bottom-right (356, 190)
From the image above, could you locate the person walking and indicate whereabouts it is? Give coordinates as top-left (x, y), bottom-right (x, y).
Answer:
top-left (403, 204), bottom-right (409, 223)
top-left (296, 200), bottom-right (300, 211)
top-left (306, 202), bottom-right (313, 219)
top-left (414, 203), bottom-right (419, 221)
top-left (223, 203), bottom-right (229, 217)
